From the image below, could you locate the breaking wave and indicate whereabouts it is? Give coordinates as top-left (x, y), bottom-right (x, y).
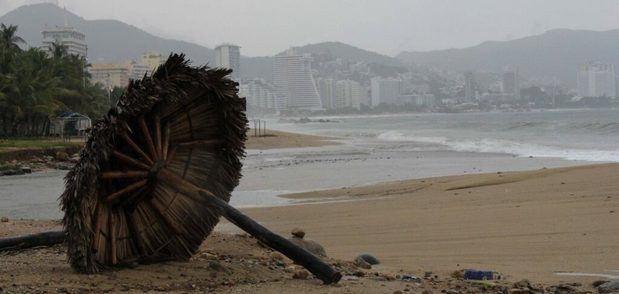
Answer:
top-left (376, 130), bottom-right (619, 162)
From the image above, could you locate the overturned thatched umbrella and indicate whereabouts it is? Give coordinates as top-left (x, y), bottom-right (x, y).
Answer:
top-left (60, 54), bottom-right (341, 284)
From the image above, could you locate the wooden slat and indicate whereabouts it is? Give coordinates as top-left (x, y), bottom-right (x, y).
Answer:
top-left (126, 210), bottom-right (147, 257)
top-left (162, 124), bottom-right (171, 161)
top-left (176, 139), bottom-right (224, 148)
top-left (101, 171), bottom-right (148, 180)
top-left (155, 115), bottom-right (162, 159)
top-left (139, 116), bottom-right (158, 160)
top-left (109, 210), bottom-right (117, 265)
top-left (166, 145), bottom-right (177, 164)
top-left (91, 202), bottom-right (105, 253)
top-left (121, 132), bottom-right (154, 165)
top-left (105, 179), bottom-right (148, 202)
top-left (112, 151), bottom-right (150, 170)
top-left (147, 199), bottom-right (181, 235)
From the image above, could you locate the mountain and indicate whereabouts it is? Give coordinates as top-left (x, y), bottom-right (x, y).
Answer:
top-left (0, 3), bottom-right (407, 81)
top-left (397, 29), bottom-right (619, 87)
top-left (0, 3), bottom-right (216, 64)
top-left (291, 41), bottom-right (403, 67)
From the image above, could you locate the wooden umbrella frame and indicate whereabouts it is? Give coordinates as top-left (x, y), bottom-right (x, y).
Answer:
top-left (96, 115), bottom-right (341, 284)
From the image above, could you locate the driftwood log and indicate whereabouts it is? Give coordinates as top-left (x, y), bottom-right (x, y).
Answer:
top-left (0, 231), bottom-right (65, 251)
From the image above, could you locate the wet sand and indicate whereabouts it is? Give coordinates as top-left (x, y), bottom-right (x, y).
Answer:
top-left (244, 163), bottom-right (619, 284)
top-left (245, 129), bottom-right (338, 150)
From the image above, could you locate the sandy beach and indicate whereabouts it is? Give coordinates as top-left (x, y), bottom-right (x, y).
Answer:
top-left (245, 129), bottom-right (338, 150)
top-left (0, 129), bottom-right (617, 292)
top-left (244, 163), bottom-right (619, 285)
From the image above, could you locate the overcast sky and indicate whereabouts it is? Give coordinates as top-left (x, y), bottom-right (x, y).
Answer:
top-left (1, 0), bottom-right (619, 56)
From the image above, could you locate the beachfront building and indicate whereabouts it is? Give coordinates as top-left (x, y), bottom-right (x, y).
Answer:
top-left (316, 78), bottom-right (337, 109)
top-left (370, 77), bottom-right (400, 107)
top-left (141, 51), bottom-right (165, 71)
top-left (239, 79), bottom-right (283, 111)
top-left (89, 63), bottom-right (130, 90)
top-left (399, 93), bottom-right (435, 108)
top-left (502, 70), bottom-right (520, 100)
top-left (463, 71), bottom-right (476, 103)
top-left (128, 61), bottom-right (151, 80)
top-left (577, 61), bottom-right (617, 98)
top-left (40, 26), bottom-right (87, 58)
top-left (214, 44), bottom-right (241, 80)
top-left (335, 80), bottom-right (363, 110)
top-left (273, 48), bottom-right (323, 111)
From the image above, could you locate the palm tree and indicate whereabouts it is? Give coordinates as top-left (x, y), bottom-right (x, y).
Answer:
top-left (0, 24), bottom-right (25, 51)
top-left (0, 24), bottom-right (25, 73)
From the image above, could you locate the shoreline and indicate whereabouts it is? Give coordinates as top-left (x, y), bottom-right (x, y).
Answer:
top-left (1, 163), bottom-right (616, 291)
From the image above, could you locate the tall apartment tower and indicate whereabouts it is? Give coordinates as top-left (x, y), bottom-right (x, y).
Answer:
top-left (502, 70), bottom-right (520, 100)
top-left (272, 48), bottom-right (322, 111)
top-left (370, 77), bottom-right (400, 106)
top-left (40, 26), bottom-right (87, 58)
top-left (214, 44), bottom-right (241, 80)
top-left (463, 71), bottom-right (476, 103)
top-left (577, 61), bottom-right (617, 98)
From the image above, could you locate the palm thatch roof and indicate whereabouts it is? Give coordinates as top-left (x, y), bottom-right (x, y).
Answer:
top-left (60, 54), bottom-right (247, 273)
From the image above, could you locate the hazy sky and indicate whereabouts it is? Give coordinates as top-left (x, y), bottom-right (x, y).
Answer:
top-left (1, 0), bottom-right (619, 56)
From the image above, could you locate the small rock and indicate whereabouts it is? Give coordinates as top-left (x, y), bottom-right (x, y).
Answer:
top-left (55, 151), bottom-right (70, 161)
top-left (424, 271), bottom-right (433, 278)
top-left (270, 252), bottom-right (284, 261)
top-left (0, 216), bottom-right (8, 222)
top-left (399, 274), bottom-right (420, 282)
top-left (592, 280), bottom-right (609, 287)
top-left (356, 253), bottom-right (380, 265)
top-left (287, 237), bottom-right (326, 257)
top-left (393, 291), bottom-right (403, 294)
top-left (20, 166), bottom-right (32, 174)
top-left (513, 279), bottom-right (531, 289)
top-left (208, 261), bottom-right (227, 272)
top-left (292, 270), bottom-right (309, 279)
top-left (354, 256), bottom-right (372, 269)
top-left (422, 291), bottom-right (433, 294)
top-left (598, 280), bottom-right (619, 293)
top-left (507, 289), bottom-right (528, 294)
top-left (291, 228), bottom-right (305, 239)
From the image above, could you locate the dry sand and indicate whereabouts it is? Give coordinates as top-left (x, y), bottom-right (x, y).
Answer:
top-left (244, 163), bottom-right (619, 286)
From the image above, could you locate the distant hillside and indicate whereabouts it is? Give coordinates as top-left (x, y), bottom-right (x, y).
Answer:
top-left (0, 4), bottom-right (406, 82)
top-left (397, 29), bottom-right (619, 87)
top-left (0, 3), bottom-right (216, 64)
top-left (292, 41), bottom-right (404, 67)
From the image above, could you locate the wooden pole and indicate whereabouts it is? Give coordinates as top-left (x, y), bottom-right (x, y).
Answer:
top-left (0, 231), bottom-right (65, 252)
top-left (157, 168), bottom-right (341, 284)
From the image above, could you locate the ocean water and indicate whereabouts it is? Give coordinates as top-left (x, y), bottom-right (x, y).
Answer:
top-left (1, 109), bottom-right (616, 219)
top-left (270, 109), bottom-right (619, 162)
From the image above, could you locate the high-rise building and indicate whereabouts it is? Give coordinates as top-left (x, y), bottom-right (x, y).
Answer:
top-left (214, 44), bottom-right (241, 80)
top-left (464, 71), bottom-right (476, 103)
top-left (239, 79), bottom-right (283, 111)
top-left (273, 48), bottom-right (322, 110)
top-left (316, 78), bottom-right (336, 109)
top-left (502, 70), bottom-right (520, 100)
top-left (40, 26), bottom-right (87, 58)
top-left (370, 77), bottom-right (400, 106)
top-left (577, 61), bottom-right (617, 98)
top-left (127, 61), bottom-right (152, 81)
top-left (89, 63), bottom-right (130, 89)
top-left (140, 51), bottom-right (165, 71)
top-left (335, 80), bottom-right (362, 110)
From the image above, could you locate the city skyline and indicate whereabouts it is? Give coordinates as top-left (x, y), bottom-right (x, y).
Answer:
top-left (3, 0), bottom-right (619, 57)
